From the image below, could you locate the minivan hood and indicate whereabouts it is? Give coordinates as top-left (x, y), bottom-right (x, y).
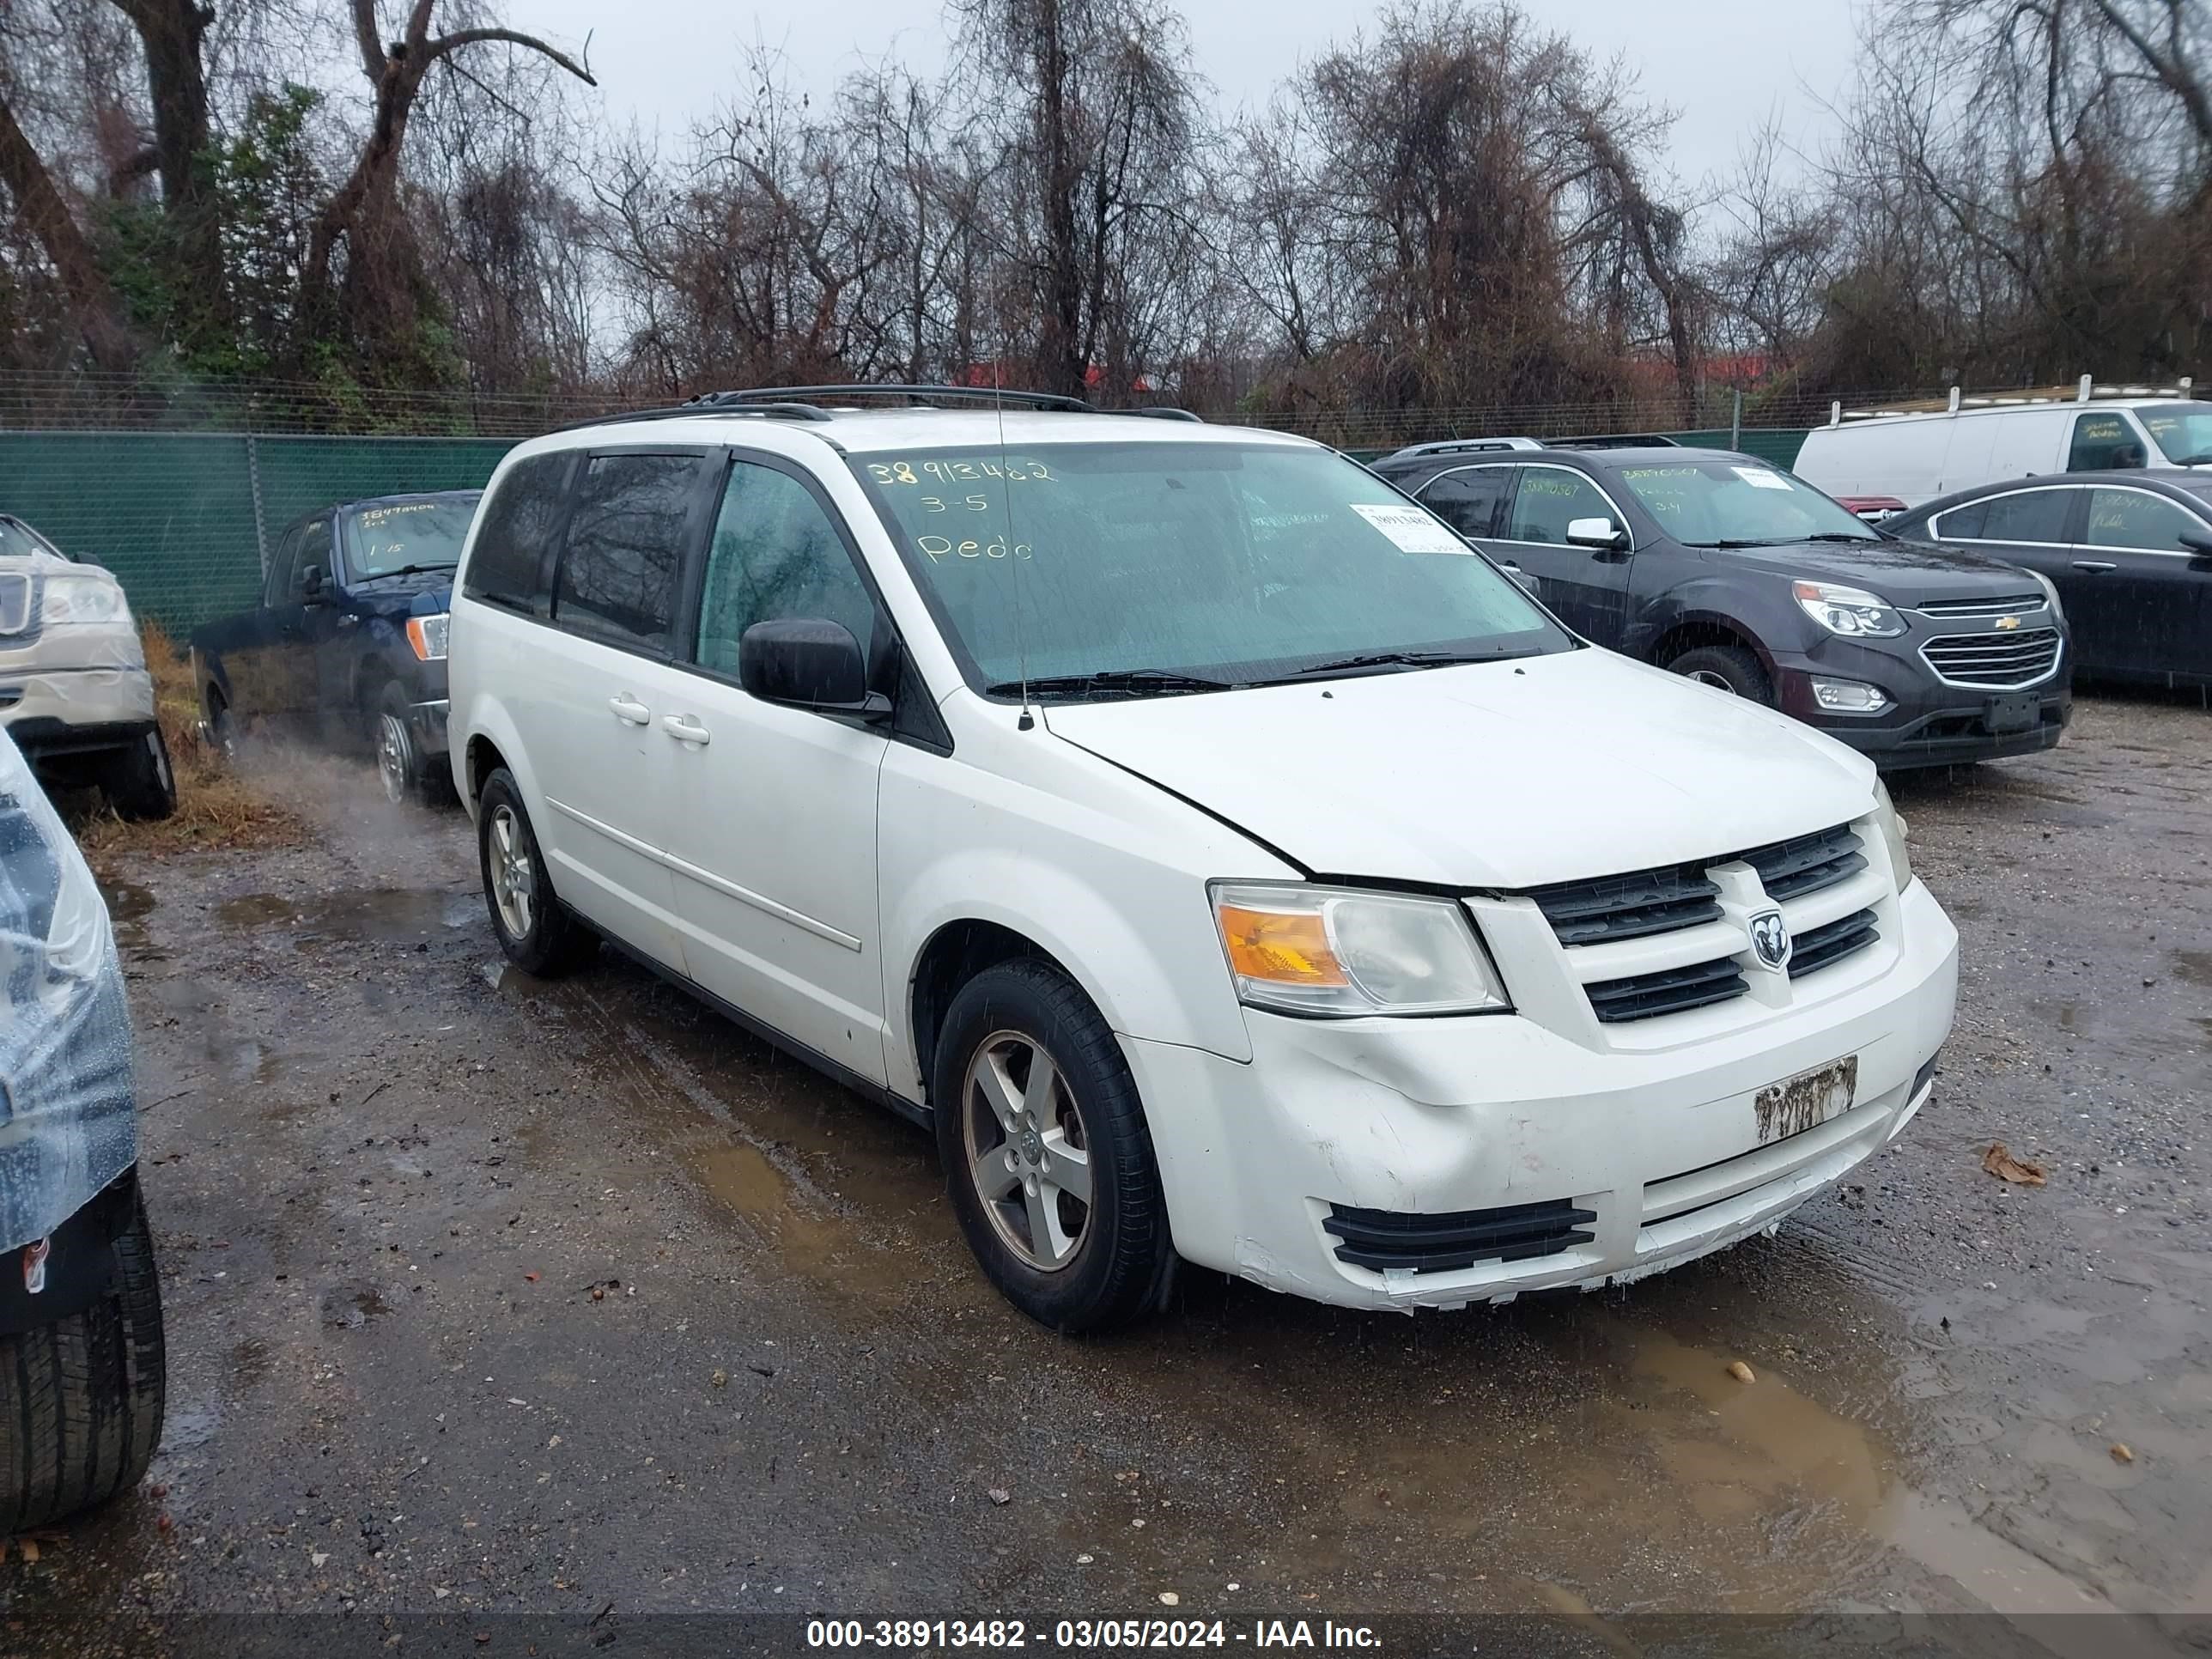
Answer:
top-left (1042, 648), bottom-right (1875, 888)
top-left (1708, 537), bottom-right (2039, 605)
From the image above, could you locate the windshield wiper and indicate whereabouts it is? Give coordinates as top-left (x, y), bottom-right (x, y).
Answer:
top-left (1689, 535), bottom-right (1869, 549)
top-left (2166, 451), bottom-right (2212, 465)
top-left (983, 669), bottom-right (1239, 700)
top-left (1273, 648), bottom-right (1515, 679)
top-left (363, 562), bottom-right (457, 579)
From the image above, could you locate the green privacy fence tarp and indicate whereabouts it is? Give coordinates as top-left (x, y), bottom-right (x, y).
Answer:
top-left (1, 425), bottom-right (1814, 635)
top-left (0, 433), bottom-right (515, 635)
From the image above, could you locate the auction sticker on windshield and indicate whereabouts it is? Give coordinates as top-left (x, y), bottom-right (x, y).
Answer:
top-left (1733, 466), bottom-right (1794, 489)
top-left (1350, 501), bottom-right (1469, 553)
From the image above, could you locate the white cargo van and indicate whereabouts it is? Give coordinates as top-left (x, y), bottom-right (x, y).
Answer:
top-left (1795, 392), bottom-right (2212, 507)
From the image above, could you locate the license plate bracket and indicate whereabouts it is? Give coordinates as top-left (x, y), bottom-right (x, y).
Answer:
top-left (1754, 1054), bottom-right (1858, 1145)
top-left (1984, 690), bottom-right (2039, 734)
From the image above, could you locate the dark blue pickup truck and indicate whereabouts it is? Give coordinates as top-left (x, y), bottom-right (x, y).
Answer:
top-left (191, 491), bottom-right (478, 802)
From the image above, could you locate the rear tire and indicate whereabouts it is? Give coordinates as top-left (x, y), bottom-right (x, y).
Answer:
top-left (1668, 643), bottom-right (1774, 705)
top-left (477, 768), bottom-right (596, 977)
top-left (100, 726), bottom-right (176, 822)
top-left (0, 1173), bottom-right (167, 1533)
top-left (933, 960), bottom-right (1172, 1334)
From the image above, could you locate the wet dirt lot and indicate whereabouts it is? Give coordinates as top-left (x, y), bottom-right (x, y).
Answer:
top-left (7, 693), bottom-right (2210, 1656)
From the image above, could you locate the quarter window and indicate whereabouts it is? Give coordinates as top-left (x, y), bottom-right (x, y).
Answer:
top-left (2067, 413), bottom-right (2146, 471)
top-left (1929, 502), bottom-right (1985, 540)
top-left (695, 461), bottom-right (877, 677)
top-left (1505, 468), bottom-right (1616, 544)
top-left (1973, 489), bottom-right (2074, 544)
top-left (1417, 468), bottom-right (1511, 538)
top-left (2082, 488), bottom-right (2211, 552)
top-left (553, 453), bottom-right (701, 653)
top-left (465, 453), bottom-right (573, 617)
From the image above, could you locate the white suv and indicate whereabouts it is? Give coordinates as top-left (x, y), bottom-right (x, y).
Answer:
top-left (448, 389), bottom-right (1958, 1332)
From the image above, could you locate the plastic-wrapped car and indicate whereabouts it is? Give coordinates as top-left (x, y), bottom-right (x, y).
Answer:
top-left (0, 726), bottom-right (164, 1530)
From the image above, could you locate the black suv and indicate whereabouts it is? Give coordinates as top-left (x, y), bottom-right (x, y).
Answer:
top-left (191, 490), bottom-right (478, 802)
top-left (1367, 442), bottom-right (2072, 768)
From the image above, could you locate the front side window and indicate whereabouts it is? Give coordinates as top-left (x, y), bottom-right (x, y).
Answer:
top-left (1613, 460), bottom-right (1878, 546)
top-left (1505, 467), bottom-right (1620, 544)
top-left (288, 519), bottom-right (332, 600)
top-left (465, 453), bottom-right (573, 617)
top-left (848, 441), bottom-right (1569, 693)
top-left (696, 461), bottom-right (877, 677)
top-left (2068, 412), bottom-right (2146, 471)
top-left (347, 495), bottom-right (479, 579)
top-left (553, 453), bottom-right (701, 654)
top-left (2137, 402), bottom-right (2212, 466)
top-left (1417, 467), bottom-right (1511, 538)
top-left (1977, 489), bottom-right (2075, 544)
top-left (0, 518), bottom-right (63, 562)
top-left (2082, 488), bottom-right (2212, 552)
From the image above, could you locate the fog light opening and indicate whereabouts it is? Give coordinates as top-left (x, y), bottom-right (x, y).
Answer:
top-left (1810, 677), bottom-right (1889, 714)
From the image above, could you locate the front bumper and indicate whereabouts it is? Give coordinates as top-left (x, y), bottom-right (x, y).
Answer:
top-left (1123, 879), bottom-right (1957, 1312)
top-left (1771, 644), bottom-right (2069, 769)
top-left (0, 666), bottom-right (156, 741)
top-left (407, 696), bottom-right (450, 758)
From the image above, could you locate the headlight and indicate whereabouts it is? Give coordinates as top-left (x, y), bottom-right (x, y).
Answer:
top-left (1794, 580), bottom-right (1905, 638)
top-left (405, 613), bottom-right (450, 661)
top-left (1874, 780), bottom-right (1913, 890)
top-left (1211, 881), bottom-right (1510, 1017)
top-left (39, 573), bottom-right (129, 627)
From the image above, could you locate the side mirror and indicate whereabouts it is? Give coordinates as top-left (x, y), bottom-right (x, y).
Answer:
top-left (299, 562), bottom-right (329, 603)
top-left (2181, 529), bottom-right (2212, 557)
top-left (1565, 517), bottom-right (1628, 551)
top-left (738, 618), bottom-right (890, 718)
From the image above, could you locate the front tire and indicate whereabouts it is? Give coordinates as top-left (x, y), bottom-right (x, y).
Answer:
top-left (101, 726), bottom-right (176, 822)
top-left (477, 768), bottom-right (597, 977)
top-left (0, 1172), bottom-right (167, 1533)
top-left (1668, 642), bottom-right (1774, 704)
top-left (933, 961), bottom-right (1172, 1333)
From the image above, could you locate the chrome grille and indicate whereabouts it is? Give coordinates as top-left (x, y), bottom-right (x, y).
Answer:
top-left (1920, 627), bottom-right (2062, 688)
top-left (1913, 594), bottom-right (2045, 618)
top-left (0, 574), bottom-right (27, 635)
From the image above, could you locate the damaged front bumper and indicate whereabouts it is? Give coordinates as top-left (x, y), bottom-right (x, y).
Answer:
top-left (1, 666), bottom-right (157, 747)
top-left (1125, 879), bottom-right (1957, 1312)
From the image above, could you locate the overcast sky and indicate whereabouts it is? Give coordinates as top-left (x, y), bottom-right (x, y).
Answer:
top-left (509, 0), bottom-right (1869, 192)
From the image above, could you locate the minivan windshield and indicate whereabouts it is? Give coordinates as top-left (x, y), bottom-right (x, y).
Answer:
top-left (2138, 403), bottom-right (2212, 466)
top-left (849, 441), bottom-right (1571, 695)
top-left (1614, 460), bottom-right (1881, 547)
top-left (345, 495), bottom-right (480, 578)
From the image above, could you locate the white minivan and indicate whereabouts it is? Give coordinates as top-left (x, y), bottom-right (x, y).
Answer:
top-left (1795, 396), bottom-right (2212, 507)
top-left (447, 390), bottom-right (1958, 1332)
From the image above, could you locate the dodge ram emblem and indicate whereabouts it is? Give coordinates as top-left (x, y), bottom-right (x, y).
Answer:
top-left (1748, 909), bottom-right (1792, 971)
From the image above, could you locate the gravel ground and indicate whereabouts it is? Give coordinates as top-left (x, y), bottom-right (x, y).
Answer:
top-left (3, 692), bottom-right (2208, 1656)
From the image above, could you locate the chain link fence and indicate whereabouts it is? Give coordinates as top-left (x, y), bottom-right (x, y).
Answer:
top-left (1, 372), bottom-right (1832, 634)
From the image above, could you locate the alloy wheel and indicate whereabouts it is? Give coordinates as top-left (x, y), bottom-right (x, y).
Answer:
top-left (487, 805), bottom-right (534, 940)
top-left (962, 1030), bottom-right (1094, 1272)
top-left (376, 713), bottom-right (413, 804)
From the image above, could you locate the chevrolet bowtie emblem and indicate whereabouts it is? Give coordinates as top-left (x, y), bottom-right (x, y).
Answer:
top-left (1994, 615), bottom-right (2021, 629)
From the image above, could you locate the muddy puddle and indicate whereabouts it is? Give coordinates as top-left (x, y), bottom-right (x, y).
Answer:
top-left (216, 886), bottom-right (479, 947)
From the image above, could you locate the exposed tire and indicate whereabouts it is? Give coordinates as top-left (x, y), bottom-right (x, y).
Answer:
top-left (0, 1174), bottom-right (167, 1534)
top-left (100, 726), bottom-right (176, 822)
top-left (477, 767), bottom-right (597, 977)
top-left (933, 960), bottom-right (1172, 1334)
top-left (202, 686), bottom-right (236, 760)
top-left (1668, 642), bottom-right (1774, 705)
top-left (372, 683), bottom-right (453, 806)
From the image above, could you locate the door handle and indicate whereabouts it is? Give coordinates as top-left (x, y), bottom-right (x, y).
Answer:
top-left (608, 694), bottom-right (651, 725)
top-left (661, 714), bottom-right (711, 745)
top-left (2070, 560), bottom-right (2118, 574)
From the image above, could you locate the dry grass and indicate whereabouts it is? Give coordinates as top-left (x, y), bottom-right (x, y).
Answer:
top-left (64, 622), bottom-right (308, 856)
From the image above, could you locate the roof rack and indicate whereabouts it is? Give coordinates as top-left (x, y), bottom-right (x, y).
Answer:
top-left (568, 382), bottom-right (1206, 433)
top-left (1549, 433), bottom-right (1681, 449)
top-left (1827, 375), bottom-right (2197, 425)
top-left (553, 398), bottom-right (834, 432)
top-left (1383, 437), bottom-right (1543, 459)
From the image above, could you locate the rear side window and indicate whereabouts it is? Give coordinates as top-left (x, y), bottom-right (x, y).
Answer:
top-left (553, 453), bottom-right (702, 654)
top-left (2082, 488), bottom-right (2211, 551)
top-left (696, 461), bottom-right (877, 678)
top-left (2068, 413), bottom-right (2146, 471)
top-left (465, 454), bottom-right (572, 616)
top-left (1505, 468), bottom-right (1616, 544)
top-left (1975, 489), bottom-right (2075, 544)
top-left (1417, 467), bottom-right (1510, 538)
